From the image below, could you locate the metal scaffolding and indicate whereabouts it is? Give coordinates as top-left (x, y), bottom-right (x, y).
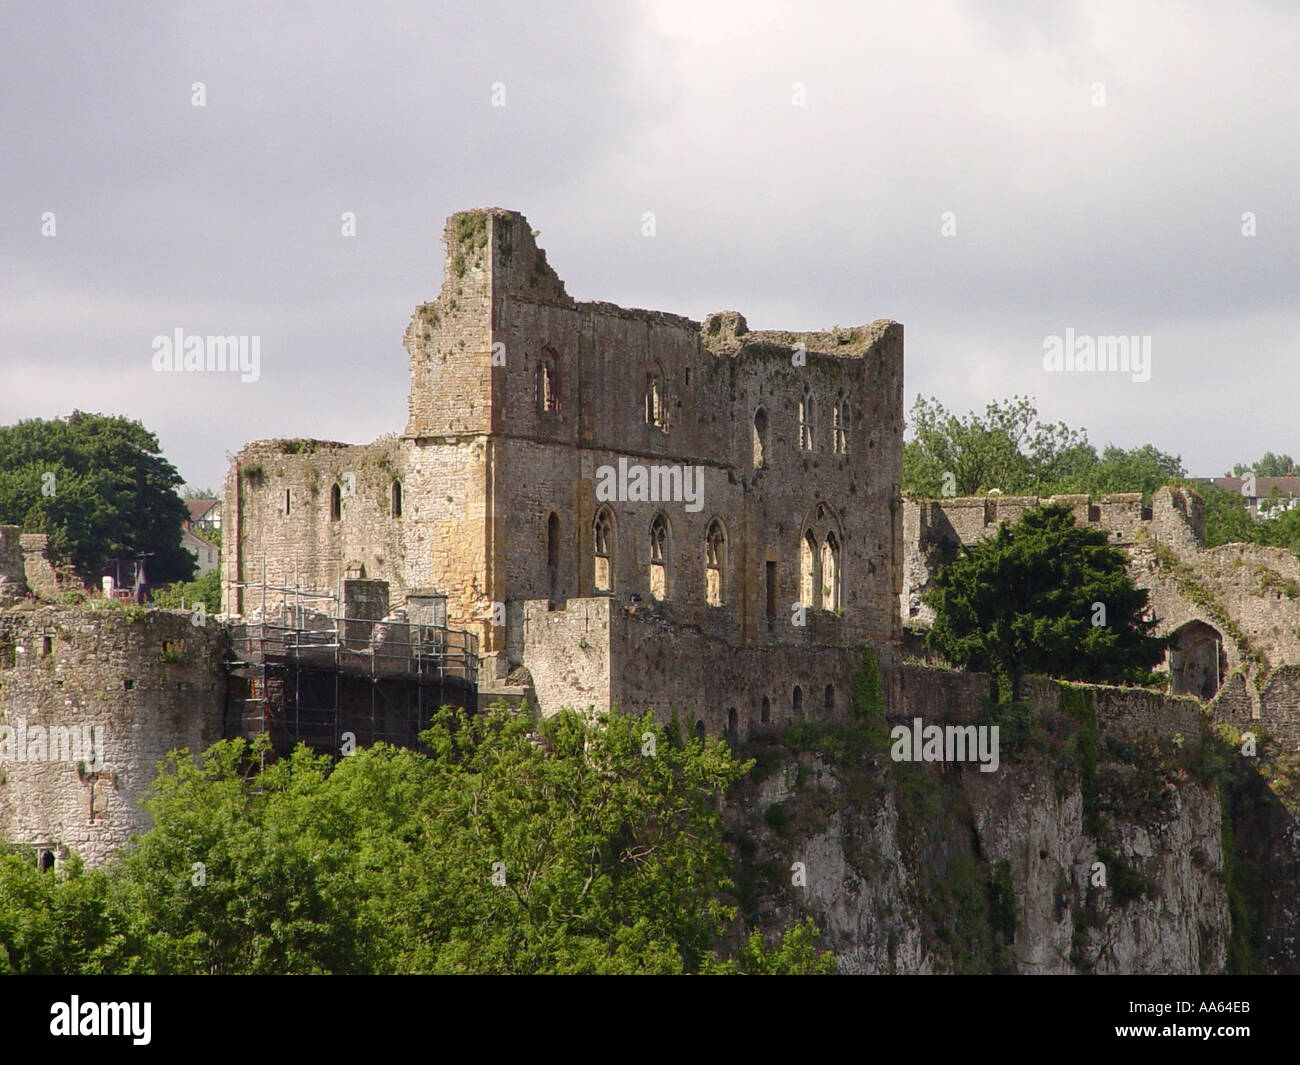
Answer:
top-left (224, 565), bottom-right (478, 755)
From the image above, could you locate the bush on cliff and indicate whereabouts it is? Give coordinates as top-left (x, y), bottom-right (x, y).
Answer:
top-left (924, 503), bottom-right (1168, 700)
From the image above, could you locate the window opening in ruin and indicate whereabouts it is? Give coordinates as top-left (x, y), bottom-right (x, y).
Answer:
top-left (538, 350), bottom-right (559, 414)
top-left (391, 481), bottom-right (403, 518)
top-left (284, 489), bottom-right (292, 516)
top-left (593, 508), bottom-right (614, 593)
top-left (40, 635), bottom-right (51, 656)
top-left (765, 560), bottom-right (777, 632)
top-left (799, 388), bottom-right (814, 450)
top-left (123, 678), bottom-right (134, 690)
top-left (705, 520), bottom-right (726, 606)
top-left (821, 531), bottom-right (840, 611)
top-left (792, 685), bottom-right (803, 716)
top-left (727, 707), bottom-right (737, 737)
top-left (760, 696), bottom-right (771, 723)
top-left (645, 369), bottom-right (666, 429)
top-left (650, 514), bottom-right (669, 600)
top-left (695, 719), bottom-right (705, 743)
top-left (39, 849), bottom-right (54, 873)
top-left (331, 483), bottom-right (342, 521)
top-left (547, 512), bottom-right (560, 606)
top-left (824, 684), bottom-right (835, 711)
top-left (752, 407), bottom-right (768, 469)
top-left (801, 531), bottom-right (819, 609)
top-left (833, 395), bottom-right (848, 454)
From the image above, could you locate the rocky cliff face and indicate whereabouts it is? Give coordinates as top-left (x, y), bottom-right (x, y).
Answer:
top-left (729, 662), bottom-right (1294, 974)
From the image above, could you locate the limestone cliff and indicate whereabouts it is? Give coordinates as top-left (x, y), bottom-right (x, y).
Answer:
top-left (728, 663), bottom-right (1295, 974)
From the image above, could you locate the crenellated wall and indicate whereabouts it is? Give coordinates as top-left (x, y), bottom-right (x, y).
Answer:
top-left (0, 605), bottom-right (226, 868)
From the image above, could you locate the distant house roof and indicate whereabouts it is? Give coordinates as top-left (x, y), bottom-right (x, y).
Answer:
top-left (182, 528), bottom-right (214, 552)
top-left (186, 499), bottom-right (220, 524)
top-left (1201, 476), bottom-right (1300, 498)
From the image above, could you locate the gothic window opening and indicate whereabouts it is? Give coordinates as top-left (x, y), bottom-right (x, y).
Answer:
top-left (799, 388), bottom-right (815, 450)
top-left (391, 481), bottom-right (403, 518)
top-left (760, 696), bottom-right (771, 723)
top-left (650, 514), bottom-right (669, 600)
top-left (537, 349), bottom-right (559, 415)
top-left (792, 685), bottom-right (804, 717)
top-left (753, 407), bottom-right (769, 469)
top-left (801, 530), bottom-right (819, 609)
top-left (705, 519), bottom-right (726, 606)
top-left (821, 531), bottom-right (840, 611)
top-left (833, 395), bottom-right (848, 454)
top-left (645, 367), bottom-right (666, 429)
top-left (824, 684), bottom-right (835, 712)
top-left (284, 489), bottom-right (292, 516)
top-left (593, 507), bottom-right (614, 593)
top-left (330, 483), bottom-right (342, 521)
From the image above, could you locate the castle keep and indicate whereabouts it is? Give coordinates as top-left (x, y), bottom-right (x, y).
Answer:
top-left (223, 208), bottom-right (905, 737)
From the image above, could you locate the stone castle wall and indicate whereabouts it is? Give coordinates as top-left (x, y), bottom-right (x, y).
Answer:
top-left (523, 594), bottom-right (899, 742)
top-left (227, 208), bottom-right (905, 685)
top-left (0, 606), bottom-right (226, 867)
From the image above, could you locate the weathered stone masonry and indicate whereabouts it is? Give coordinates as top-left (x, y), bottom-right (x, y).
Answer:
top-left (224, 208), bottom-right (906, 722)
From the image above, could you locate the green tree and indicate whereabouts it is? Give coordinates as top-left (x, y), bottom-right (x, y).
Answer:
top-left (150, 569), bottom-right (222, 613)
top-left (903, 395), bottom-right (1090, 497)
top-left (0, 411), bottom-right (195, 585)
top-left (1231, 453), bottom-right (1295, 477)
top-left (1, 712), bottom-right (835, 974)
top-left (1051, 444), bottom-right (1185, 498)
top-left (924, 504), bottom-right (1167, 700)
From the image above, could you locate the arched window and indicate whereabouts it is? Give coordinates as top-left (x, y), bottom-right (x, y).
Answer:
top-left (821, 531), bottom-right (840, 611)
top-left (801, 501), bottom-right (845, 615)
top-left (727, 707), bottom-right (738, 737)
top-left (593, 508), bottom-right (614, 593)
top-left (645, 366), bottom-right (666, 428)
top-left (695, 719), bottom-right (705, 743)
top-left (833, 394), bottom-right (848, 454)
top-left (760, 696), bottom-right (771, 723)
top-left (792, 685), bottom-right (804, 716)
top-left (824, 684), bottom-right (835, 712)
top-left (800, 530), bottom-right (818, 608)
top-left (330, 483), bottom-right (342, 521)
top-left (391, 481), bottom-right (403, 518)
top-left (537, 348), bottom-right (559, 414)
top-left (753, 407), bottom-right (769, 469)
top-left (705, 519), bottom-right (726, 607)
top-left (650, 514), bottom-right (669, 600)
top-left (799, 388), bottom-right (814, 450)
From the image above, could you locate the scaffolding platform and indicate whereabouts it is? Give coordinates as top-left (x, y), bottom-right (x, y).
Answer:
top-left (223, 585), bottom-right (479, 756)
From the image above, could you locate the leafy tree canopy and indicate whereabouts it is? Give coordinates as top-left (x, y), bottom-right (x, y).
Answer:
top-left (903, 395), bottom-right (1185, 501)
top-left (0, 411), bottom-right (194, 585)
top-left (923, 504), bottom-right (1167, 700)
top-left (1230, 452), bottom-right (1295, 477)
top-left (0, 708), bottom-right (833, 975)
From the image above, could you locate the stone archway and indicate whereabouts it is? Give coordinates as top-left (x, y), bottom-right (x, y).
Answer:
top-left (1168, 620), bottom-right (1224, 700)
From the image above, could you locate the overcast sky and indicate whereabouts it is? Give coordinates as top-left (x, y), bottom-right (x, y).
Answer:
top-left (3, 1), bottom-right (1297, 492)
